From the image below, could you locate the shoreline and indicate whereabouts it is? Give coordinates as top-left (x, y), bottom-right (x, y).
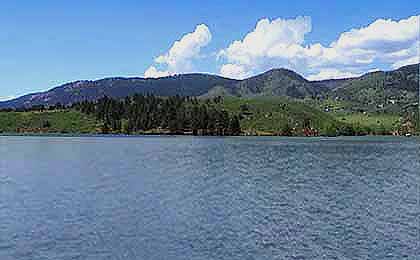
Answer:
top-left (1, 132), bottom-right (418, 138)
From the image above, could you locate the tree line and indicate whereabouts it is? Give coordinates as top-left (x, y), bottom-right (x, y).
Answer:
top-left (0, 103), bottom-right (65, 113)
top-left (71, 95), bottom-right (241, 135)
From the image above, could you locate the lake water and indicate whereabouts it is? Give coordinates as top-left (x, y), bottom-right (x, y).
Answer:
top-left (0, 136), bottom-right (419, 259)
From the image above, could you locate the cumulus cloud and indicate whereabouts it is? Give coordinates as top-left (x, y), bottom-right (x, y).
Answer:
top-left (144, 66), bottom-right (170, 78)
top-left (219, 16), bottom-right (311, 65)
top-left (144, 24), bottom-right (212, 78)
top-left (0, 95), bottom-right (15, 102)
top-left (218, 15), bottom-right (420, 80)
top-left (332, 16), bottom-right (418, 51)
top-left (392, 56), bottom-right (419, 69)
top-left (220, 64), bottom-right (250, 80)
top-left (218, 16), bottom-right (312, 78)
top-left (307, 69), bottom-right (361, 81)
top-left (313, 15), bottom-right (420, 70)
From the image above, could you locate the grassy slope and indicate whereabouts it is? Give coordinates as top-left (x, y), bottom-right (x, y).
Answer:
top-left (0, 98), bottom-right (412, 135)
top-left (218, 97), bottom-right (341, 135)
top-left (0, 110), bottom-right (98, 134)
top-left (0, 98), bottom-right (341, 136)
top-left (304, 98), bottom-right (406, 133)
top-left (335, 113), bottom-right (401, 133)
top-left (331, 69), bottom-right (418, 113)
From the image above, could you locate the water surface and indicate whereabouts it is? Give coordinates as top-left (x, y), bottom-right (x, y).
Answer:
top-left (1, 136), bottom-right (419, 259)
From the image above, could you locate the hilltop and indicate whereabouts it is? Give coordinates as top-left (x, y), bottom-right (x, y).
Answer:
top-left (1, 64), bottom-right (418, 136)
top-left (1, 64), bottom-right (418, 114)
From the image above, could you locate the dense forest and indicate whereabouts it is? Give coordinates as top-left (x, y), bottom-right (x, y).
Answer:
top-left (71, 95), bottom-right (241, 135)
top-left (1, 94), bottom-right (418, 136)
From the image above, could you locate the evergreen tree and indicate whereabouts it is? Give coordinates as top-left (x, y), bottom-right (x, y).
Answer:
top-left (74, 94), bottom-right (240, 136)
top-left (229, 115), bottom-right (241, 136)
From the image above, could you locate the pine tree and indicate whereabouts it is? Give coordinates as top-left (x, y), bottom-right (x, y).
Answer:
top-left (229, 115), bottom-right (241, 136)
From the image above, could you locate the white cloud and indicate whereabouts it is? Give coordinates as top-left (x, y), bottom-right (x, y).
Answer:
top-left (315, 15), bottom-right (420, 69)
top-left (218, 16), bottom-right (312, 78)
top-left (332, 16), bottom-right (419, 50)
top-left (144, 66), bottom-right (171, 78)
top-left (144, 24), bottom-right (212, 78)
top-left (392, 56), bottom-right (419, 69)
top-left (0, 95), bottom-right (15, 102)
top-left (218, 15), bottom-right (420, 80)
top-left (387, 42), bottom-right (420, 69)
top-left (220, 64), bottom-right (250, 79)
top-left (220, 16), bottom-right (311, 64)
top-left (307, 69), bottom-right (361, 81)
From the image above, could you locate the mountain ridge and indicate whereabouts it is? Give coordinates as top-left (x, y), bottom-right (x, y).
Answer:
top-left (1, 63), bottom-right (418, 109)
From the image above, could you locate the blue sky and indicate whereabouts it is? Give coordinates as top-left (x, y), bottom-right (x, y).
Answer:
top-left (0, 0), bottom-right (419, 100)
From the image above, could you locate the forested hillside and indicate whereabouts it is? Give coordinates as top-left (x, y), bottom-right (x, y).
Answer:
top-left (1, 64), bottom-right (418, 114)
top-left (3, 94), bottom-right (415, 136)
top-left (72, 95), bottom-right (241, 135)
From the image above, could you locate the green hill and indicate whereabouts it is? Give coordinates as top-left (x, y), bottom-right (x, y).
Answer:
top-left (1, 64), bottom-right (418, 118)
top-left (217, 97), bottom-right (342, 135)
top-left (1, 96), bottom-right (415, 136)
top-left (330, 64), bottom-right (419, 113)
top-left (0, 110), bottom-right (98, 134)
top-left (0, 97), bottom-right (342, 136)
top-left (231, 69), bottom-right (318, 98)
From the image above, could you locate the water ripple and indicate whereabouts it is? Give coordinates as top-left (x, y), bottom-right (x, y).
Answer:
top-left (0, 136), bottom-right (418, 259)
